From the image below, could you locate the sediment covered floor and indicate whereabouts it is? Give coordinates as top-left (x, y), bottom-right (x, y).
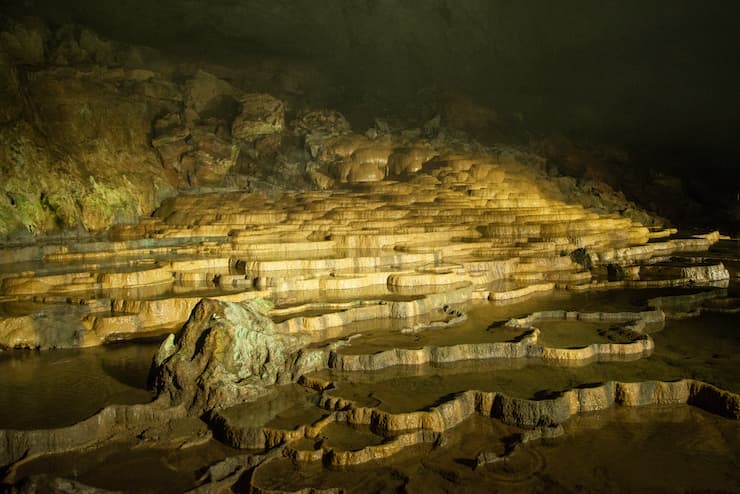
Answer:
top-left (0, 131), bottom-right (739, 492)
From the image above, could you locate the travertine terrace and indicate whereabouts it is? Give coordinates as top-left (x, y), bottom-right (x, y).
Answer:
top-left (1, 131), bottom-right (738, 492)
top-left (0, 133), bottom-right (730, 349)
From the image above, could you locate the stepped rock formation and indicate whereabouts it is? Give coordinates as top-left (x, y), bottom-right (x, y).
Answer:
top-left (0, 15), bottom-right (739, 494)
top-left (1, 87), bottom-right (737, 488)
top-left (0, 125), bottom-right (730, 350)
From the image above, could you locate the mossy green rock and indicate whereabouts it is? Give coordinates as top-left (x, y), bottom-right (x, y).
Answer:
top-left (151, 298), bottom-right (308, 412)
top-left (0, 55), bottom-right (178, 238)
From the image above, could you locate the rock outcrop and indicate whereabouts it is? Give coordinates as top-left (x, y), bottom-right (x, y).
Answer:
top-left (0, 17), bottom-right (304, 238)
top-left (0, 124), bottom-right (730, 349)
top-left (150, 298), bottom-right (320, 412)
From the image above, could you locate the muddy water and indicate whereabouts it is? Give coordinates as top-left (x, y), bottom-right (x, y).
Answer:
top-left (2, 284), bottom-right (739, 491)
top-left (529, 405), bottom-right (740, 493)
top-left (339, 287), bottom-right (711, 355)
top-left (318, 308), bottom-right (740, 413)
top-left (533, 319), bottom-right (623, 347)
top-left (316, 422), bottom-right (386, 451)
top-left (253, 406), bottom-right (740, 493)
top-left (0, 342), bottom-right (158, 429)
top-left (651, 312), bottom-right (740, 393)
top-left (12, 439), bottom-right (237, 494)
top-left (317, 286), bottom-right (740, 416)
top-left (320, 358), bottom-right (688, 414)
top-left (218, 383), bottom-right (326, 431)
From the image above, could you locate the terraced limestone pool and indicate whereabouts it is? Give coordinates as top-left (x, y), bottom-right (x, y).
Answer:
top-left (0, 139), bottom-right (738, 491)
top-left (0, 282), bottom-right (737, 492)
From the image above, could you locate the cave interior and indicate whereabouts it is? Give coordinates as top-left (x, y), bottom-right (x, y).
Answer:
top-left (0, 1), bottom-right (739, 493)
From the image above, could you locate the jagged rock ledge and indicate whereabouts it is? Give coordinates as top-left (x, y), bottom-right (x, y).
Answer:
top-left (211, 377), bottom-right (738, 468)
top-left (1, 122), bottom-right (730, 350)
top-left (0, 398), bottom-right (186, 469)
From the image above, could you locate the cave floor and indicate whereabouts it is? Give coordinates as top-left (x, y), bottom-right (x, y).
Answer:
top-left (2, 287), bottom-right (738, 493)
top-left (0, 144), bottom-right (738, 492)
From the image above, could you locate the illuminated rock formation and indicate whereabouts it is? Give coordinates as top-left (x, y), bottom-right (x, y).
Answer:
top-left (0, 131), bottom-right (729, 349)
top-left (1, 12), bottom-right (739, 494)
top-left (150, 298), bottom-right (322, 412)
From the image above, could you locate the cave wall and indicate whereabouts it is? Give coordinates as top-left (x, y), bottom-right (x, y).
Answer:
top-left (6, 1), bottom-right (739, 142)
top-left (2, 0), bottom-right (739, 230)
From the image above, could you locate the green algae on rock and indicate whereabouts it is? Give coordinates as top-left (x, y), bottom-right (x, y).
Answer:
top-left (150, 298), bottom-right (322, 412)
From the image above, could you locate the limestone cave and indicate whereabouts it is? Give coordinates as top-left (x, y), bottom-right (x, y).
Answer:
top-left (0, 1), bottom-right (738, 492)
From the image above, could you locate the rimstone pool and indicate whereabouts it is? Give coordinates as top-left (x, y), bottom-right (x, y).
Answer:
top-left (3, 288), bottom-right (738, 492)
top-left (1, 4), bottom-right (740, 491)
top-left (0, 147), bottom-right (738, 493)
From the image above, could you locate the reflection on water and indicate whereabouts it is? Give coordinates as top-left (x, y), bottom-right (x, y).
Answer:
top-left (0, 342), bottom-right (158, 429)
top-left (2, 282), bottom-right (739, 491)
top-left (340, 287), bottom-right (714, 355)
top-left (532, 405), bottom-right (740, 492)
top-left (319, 309), bottom-right (740, 414)
top-left (13, 438), bottom-right (237, 494)
top-left (652, 312), bottom-right (740, 394)
top-left (218, 383), bottom-right (325, 431)
top-left (315, 422), bottom-right (386, 451)
top-left (533, 319), bottom-right (624, 347)
top-left (253, 406), bottom-right (740, 492)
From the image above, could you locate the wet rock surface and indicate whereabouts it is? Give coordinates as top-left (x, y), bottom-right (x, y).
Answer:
top-left (0, 15), bottom-right (739, 494)
top-left (150, 298), bottom-right (319, 413)
top-left (1, 105), bottom-right (738, 491)
top-left (1, 284), bottom-right (739, 491)
top-left (0, 14), bottom-right (686, 240)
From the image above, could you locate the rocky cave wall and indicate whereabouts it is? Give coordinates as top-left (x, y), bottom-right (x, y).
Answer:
top-left (1, 0), bottom-right (739, 235)
top-left (0, 16), bottom-right (319, 239)
top-left (8, 1), bottom-right (739, 143)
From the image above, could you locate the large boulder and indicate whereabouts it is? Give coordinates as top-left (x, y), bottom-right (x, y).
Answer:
top-left (183, 70), bottom-right (239, 126)
top-left (149, 298), bottom-right (314, 413)
top-left (231, 93), bottom-right (285, 144)
top-left (0, 17), bottom-right (49, 66)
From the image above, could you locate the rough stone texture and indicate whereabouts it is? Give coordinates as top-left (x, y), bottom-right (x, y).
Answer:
top-left (0, 399), bottom-right (185, 468)
top-left (0, 126), bottom-right (727, 349)
top-left (186, 127), bottom-right (240, 186)
top-left (8, 475), bottom-right (112, 494)
top-left (150, 298), bottom-right (312, 412)
top-left (0, 16), bottom-right (676, 239)
top-left (0, 18), bottom-right (296, 238)
top-left (0, 12), bottom-right (738, 494)
top-left (231, 93), bottom-right (285, 144)
top-left (0, 17), bottom-right (48, 65)
top-left (639, 261), bottom-right (730, 285)
top-left (292, 109), bottom-right (351, 139)
top-left (183, 69), bottom-right (239, 126)
top-left (0, 57), bottom-right (179, 236)
top-left (3, 2), bottom-right (738, 231)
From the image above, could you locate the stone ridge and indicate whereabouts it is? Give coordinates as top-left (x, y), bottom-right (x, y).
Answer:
top-left (0, 132), bottom-right (730, 350)
top-left (1, 15), bottom-right (738, 493)
top-left (1, 286), bottom-right (738, 489)
top-left (211, 377), bottom-right (738, 478)
top-left (148, 298), bottom-right (666, 416)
